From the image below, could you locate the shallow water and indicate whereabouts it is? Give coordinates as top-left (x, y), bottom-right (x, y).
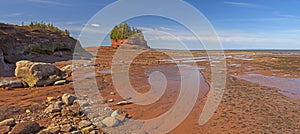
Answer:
top-left (97, 69), bottom-right (112, 74)
top-left (233, 74), bottom-right (300, 99)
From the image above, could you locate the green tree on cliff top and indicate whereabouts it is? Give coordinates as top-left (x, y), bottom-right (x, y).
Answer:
top-left (110, 23), bottom-right (144, 41)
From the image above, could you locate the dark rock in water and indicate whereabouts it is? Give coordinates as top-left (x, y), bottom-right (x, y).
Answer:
top-left (10, 121), bottom-right (40, 134)
top-left (0, 80), bottom-right (9, 88)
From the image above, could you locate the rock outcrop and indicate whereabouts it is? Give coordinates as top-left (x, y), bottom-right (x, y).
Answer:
top-left (14, 60), bottom-right (65, 87)
top-left (111, 35), bottom-right (149, 49)
top-left (0, 23), bottom-right (92, 76)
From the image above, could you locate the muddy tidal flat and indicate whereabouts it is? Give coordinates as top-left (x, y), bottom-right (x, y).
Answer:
top-left (1, 47), bottom-right (300, 133)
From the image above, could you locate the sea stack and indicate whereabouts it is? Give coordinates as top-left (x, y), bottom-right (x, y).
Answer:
top-left (110, 23), bottom-right (149, 49)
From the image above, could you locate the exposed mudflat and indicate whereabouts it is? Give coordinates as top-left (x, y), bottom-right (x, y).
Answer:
top-left (0, 47), bottom-right (300, 133)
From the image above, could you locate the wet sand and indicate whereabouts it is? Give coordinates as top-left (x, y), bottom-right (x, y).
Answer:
top-left (0, 47), bottom-right (300, 133)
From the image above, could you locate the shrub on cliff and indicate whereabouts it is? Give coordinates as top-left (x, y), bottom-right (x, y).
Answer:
top-left (24, 21), bottom-right (69, 36)
top-left (110, 23), bottom-right (144, 41)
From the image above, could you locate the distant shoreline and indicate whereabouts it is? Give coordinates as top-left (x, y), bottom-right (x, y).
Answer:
top-left (84, 46), bottom-right (300, 51)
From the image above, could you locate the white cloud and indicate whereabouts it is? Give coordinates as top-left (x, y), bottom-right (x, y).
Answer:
top-left (28, 0), bottom-right (68, 6)
top-left (3, 13), bottom-right (23, 17)
top-left (224, 1), bottom-right (264, 8)
top-left (91, 23), bottom-right (100, 27)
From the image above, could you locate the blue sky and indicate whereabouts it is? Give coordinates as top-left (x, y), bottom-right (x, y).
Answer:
top-left (1, 0), bottom-right (300, 50)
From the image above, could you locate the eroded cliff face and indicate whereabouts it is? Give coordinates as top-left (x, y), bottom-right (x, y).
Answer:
top-left (0, 23), bottom-right (91, 76)
top-left (111, 35), bottom-right (149, 49)
top-left (0, 48), bottom-right (12, 76)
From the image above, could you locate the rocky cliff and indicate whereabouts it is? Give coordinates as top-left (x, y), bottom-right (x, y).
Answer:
top-left (111, 35), bottom-right (149, 49)
top-left (0, 22), bottom-right (91, 76)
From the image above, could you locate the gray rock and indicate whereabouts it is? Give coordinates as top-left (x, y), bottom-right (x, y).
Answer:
top-left (101, 117), bottom-right (120, 127)
top-left (108, 99), bottom-right (114, 102)
top-left (62, 94), bottom-right (77, 105)
top-left (111, 110), bottom-right (122, 118)
top-left (74, 99), bottom-right (90, 107)
top-left (116, 101), bottom-right (133, 105)
top-left (9, 80), bottom-right (23, 88)
top-left (99, 100), bottom-right (107, 104)
top-left (111, 110), bottom-right (128, 122)
top-left (78, 120), bottom-right (92, 129)
top-left (10, 121), bottom-right (40, 134)
top-left (53, 80), bottom-right (66, 85)
top-left (44, 101), bottom-right (62, 113)
top-left (0, 118), bottom-right (16, 127)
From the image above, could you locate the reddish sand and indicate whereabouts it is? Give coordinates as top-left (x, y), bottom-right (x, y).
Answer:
top-left (0, 47), bottom-right (299, 133)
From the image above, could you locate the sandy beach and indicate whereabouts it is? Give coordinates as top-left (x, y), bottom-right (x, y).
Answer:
top-left (1, 47), bottom-right (299, 133)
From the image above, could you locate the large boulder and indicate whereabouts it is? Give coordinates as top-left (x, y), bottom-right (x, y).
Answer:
top-left (14, 60), bottom-right (64, 87)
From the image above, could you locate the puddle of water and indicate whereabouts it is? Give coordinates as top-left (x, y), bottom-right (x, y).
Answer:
top-left (233, 74), bottom-right (300, 99)
top-left (97, 69), bottom-right (112, 74)
top-left (233, 57), bottom-right (254, 61)
top-left (159, 56), bottom-right (209, 63)
top-left (229, 64), bottom-right (241, 67)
